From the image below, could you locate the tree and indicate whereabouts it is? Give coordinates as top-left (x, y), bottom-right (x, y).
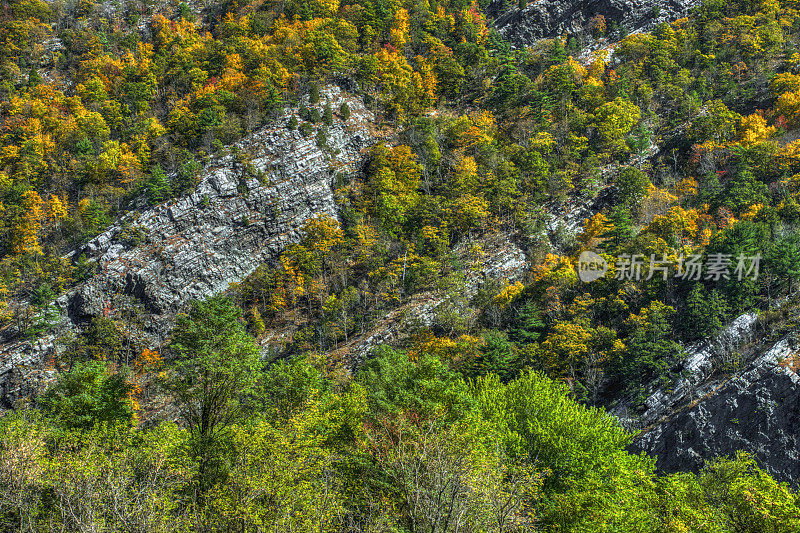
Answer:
top-left (357, 347), bottom-right (472, 424)
top-left (508, 300), bottom-right (544, 344)
top-left (339, 102), bottom-right (350, 121)
top-left (466, 331), bottom-right (517, 381)
top-left (721, 169), bottom-right (769, 215)
top-left (474, 371), bottom-right (660, 530)
top-left (164, 296), bottom-right (261, 494)
top-left (683, 284), bottom-right (729, 340)
top-left (617, 302), bottom-right (684, 392)
top-left (12, 190), bottom-right (43, 256)
top-left (364, 144), bottom-right (422, 237)
top-left (592, 97), bottom-right (641, 155)
top-left (598, 206), bottom-right (636, 253)
top-left (38, 361), bottom-right (135, 430)
top-left (697, 452), bottom-right (800, 532)
top-left (145, 165), bottom-right (171, 205)
top-left (323, 103), bottom-right (333, 126)
top-left (615, 166), bottom-right (651, 208)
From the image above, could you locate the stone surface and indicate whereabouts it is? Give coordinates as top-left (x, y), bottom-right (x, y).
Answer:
top-left (631, 336), bottom-right (800, 484)
top-left (491, 0), bottom-right (699, 49)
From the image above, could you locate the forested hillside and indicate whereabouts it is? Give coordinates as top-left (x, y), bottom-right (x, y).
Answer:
top-left (1, 0), bottom-right (800, 529)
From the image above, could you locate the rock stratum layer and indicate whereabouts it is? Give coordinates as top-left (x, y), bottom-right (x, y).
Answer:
top-left (0, 86), bottom-right (375, 405)
top-left (631, 333), bottom-right (800, 484)
top-left (492, 0), bottom-right (699, 48)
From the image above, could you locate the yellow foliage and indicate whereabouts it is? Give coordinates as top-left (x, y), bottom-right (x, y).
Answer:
top-left (531, 254), bottom-right (578, 288)
top-left (578, 212), bottom-right (611, 250)
top-left (45, 194), bottom-right (68, 225)
top-left (643, 206), bottom-right (699, 245)
top-left (458, 111), bottom-right (496, 150)
top-left (409, 333), bottom-right (485, 364)
top-left (674, 177), bottom-right (698, 197)
top-left (390, 8), bottom-right (410, 49)
top-left (740, 203), bottom-right (764, 221)
top-left (529, 131), bottom-right (555, 152)
top-left (640, 184), bottom-right (679, 221)
top-left (493, 281), bottom-right (524, 308)
top-left (738, 113), bottom-right (776, 146)
top-left (770, 72), bottom-right (800, 96)
top-left (135, 348), bottom-right (163, 372)
top-left (13, 190), bottom-right (43, 255)
top-left (301, 215), bottom-right (344, 255)
top-left (776, 90), bottom-right (800, 126)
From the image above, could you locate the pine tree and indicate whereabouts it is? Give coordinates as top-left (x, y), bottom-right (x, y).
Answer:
top-left (339, 102), bottom-right (351, 121)
top-left (309, 84), bottom-right (320, 104)
top-left (598, 206), bottom-right (635, 253)
top-left (145, 165), bottom-right (171, 205)
top-left (510, 302), bottom-right (544, 344)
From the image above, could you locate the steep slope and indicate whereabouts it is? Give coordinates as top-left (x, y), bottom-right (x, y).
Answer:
top-left (0, 86), bottom-right (376, 405)
top-left (631, 335), bottom-right (800, 483)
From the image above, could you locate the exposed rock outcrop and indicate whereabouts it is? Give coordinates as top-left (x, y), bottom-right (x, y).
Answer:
top-left (492, 0), bottom-right (699, 49)
top-left (0, 86), bottom-right (376, 405)
top-left (630, 334), bottom-right (800, 484)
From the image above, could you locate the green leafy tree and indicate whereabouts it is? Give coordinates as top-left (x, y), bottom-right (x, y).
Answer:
top-left (38, 360), bottom-right (134, 430)
top-left (615, 166), bottom-right (651, 209)
top-left (164, 296), bottom-right (261, 494)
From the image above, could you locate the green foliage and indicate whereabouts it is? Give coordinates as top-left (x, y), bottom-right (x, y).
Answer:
top-left (164, 296), bottom-right (261, 492)
top-left (357, 346), bottom-right (472, 423)
top-left (509, 301), bottom-right (544, 344)
top-left (617, 302), bottom-right (685, 392)
top-left (145, 165), bottom-right (172, 206)
top-left (684, 284), bottom-right (730, 340)
top-left (466, 331), bottom-right (517, 381)
top-left (38, 360), bottom-right (134, 430)
top-left (615, 166), bottom-right (651, 208)
top-left (339, 102), bottom-right (351, 121)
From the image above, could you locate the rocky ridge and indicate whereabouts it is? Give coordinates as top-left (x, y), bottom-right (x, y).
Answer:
top-left (0, 86), bottom-right (376, 405)
top-left (630, 333), bottom-right (800, 484)
top-left (492, 0), bottom-right (699, 49)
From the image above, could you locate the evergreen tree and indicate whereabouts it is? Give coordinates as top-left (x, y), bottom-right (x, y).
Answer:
top-left (339, 102), bottom-right (351, 121)
top-left (509, 301), bottom-right (544, 344)
top-left (684, 284), bottom-right (729, 340)
top-left (471, 331), bottom-right (517, 381)
top-left (309, 84), bottom-right (320, 104)
top-left (145, 165), bottom-right (171, 205)
top-left (599, 206), bottom-right (636, 253)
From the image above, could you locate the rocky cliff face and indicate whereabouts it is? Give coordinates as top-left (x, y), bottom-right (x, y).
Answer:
top-left (0, 86), bottom-right (376, 405)
top-left (492, 0), bottom-right (699, 49)
top-left (631, 335), bottom-right (800, 483)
